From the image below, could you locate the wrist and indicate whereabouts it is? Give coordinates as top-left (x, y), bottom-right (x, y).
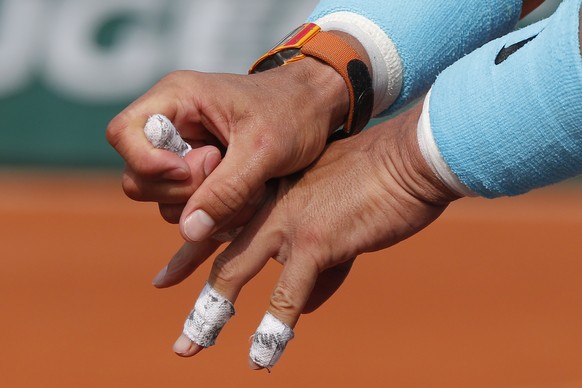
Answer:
top-left (299, 29), bottom-right (374, 133)
top-left (286, 56), bottom-right (351, 133)
top-left (249, 24), bottom-right (374, 138)
top-left (311, 12), bottom-right (403, 116)
top-left (369, 102), bottom-right (461, 207)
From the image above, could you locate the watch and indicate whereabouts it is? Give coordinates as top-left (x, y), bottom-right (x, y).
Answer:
top-left (249, 23), bottom-right (374, 139)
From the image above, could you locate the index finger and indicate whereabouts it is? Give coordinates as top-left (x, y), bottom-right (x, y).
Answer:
top-left (107, 103), bottom-right (191, 181)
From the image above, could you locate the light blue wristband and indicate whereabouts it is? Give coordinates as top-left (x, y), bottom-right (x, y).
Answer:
top-left (308, 0), bottom-right (521, 115)
top-left (429, 0), bottom-right (582, 198)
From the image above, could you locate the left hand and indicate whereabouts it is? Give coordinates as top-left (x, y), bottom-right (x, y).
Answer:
top-left (107, 59), bottom-right (349, 240)
top-left (159, 101), bottom-right (461, 367)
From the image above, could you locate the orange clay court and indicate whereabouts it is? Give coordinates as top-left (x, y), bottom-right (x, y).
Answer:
top-left (1, 171), bottom-right (581, 388)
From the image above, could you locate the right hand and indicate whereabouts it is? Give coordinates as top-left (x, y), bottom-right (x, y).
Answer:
top-left (106, 58), bottom-right (349, 240)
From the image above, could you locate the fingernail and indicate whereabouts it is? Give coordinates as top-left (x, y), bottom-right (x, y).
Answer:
top-left (152, 266), bottom-right (168, 287)
top-left (203, 151), bottom-right (221, 177)
top-left (173, 334), bottom-right (202, 357)
top-left (183, 210), bottom-right (215, 242)
top-left (248, 358), bottom-right (264, 371)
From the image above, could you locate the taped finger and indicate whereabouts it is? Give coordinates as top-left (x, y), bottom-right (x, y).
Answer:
top-left (249, 251), bottom-right (319, 370)
top-left (182, 282), bottom-right (235, 347)
top-left (173, 204), bottom-right (279, 357)
top-left (249, 312), bottom-right (295, 370)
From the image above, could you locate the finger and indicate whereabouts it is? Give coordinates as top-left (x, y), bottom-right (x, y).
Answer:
top-left (173, 205), bottom-right (279, 357)
top-left (179, 145), bottom-right (272, 242)
top-left (249, 249), bottom-right (319, 370)
top-left (107, 106), bottom-right (191, 181)
top-left (152, 240), bottom-right (222, 288)
top-left (161, 179), bottom-right (264, 226)
top-left (158, 203), bottom-right (185, 224)
top-left (107, 71), bottom-right (226, 182)
top-left (122, 146), bottom-right (221, 203)
top-left (303, 258), bottom-right (356, 314)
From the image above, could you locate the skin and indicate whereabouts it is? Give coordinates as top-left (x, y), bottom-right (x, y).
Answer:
top-left (169, 101), bottom-right (461, 368)
top-left (107, 0), bottom-right (553, 368)
top-left (107, 56), bottom-right (349, 236)
top-left (107, 0), bottom-right (546, 243)
top-left (107, 50), bottom-right (361, 344)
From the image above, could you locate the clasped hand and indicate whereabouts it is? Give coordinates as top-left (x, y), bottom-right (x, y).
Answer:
top-left (106, 66), bottom-right (458, 368)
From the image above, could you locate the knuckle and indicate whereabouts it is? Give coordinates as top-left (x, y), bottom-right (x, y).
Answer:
top-left (252, 132), bottom-right (280, 169)
top-left (210, 254), bottom-right (240, 285)
top-left (121, 173), bottom-right (144, 201)
top-left (105, 113), bottom-right (128, 149)
top-left (293, 231), bottom-right (328, 267)
top-left (206, 178), bottom-right (252, 219)
top-left (130, 155), bottom-right (156, 177)
top-left (270, 282), bottom-right (300, 314)
top-left (159, 70), bottom-right (192, 89)
top-left (158, 70), bottom-right (180, 85)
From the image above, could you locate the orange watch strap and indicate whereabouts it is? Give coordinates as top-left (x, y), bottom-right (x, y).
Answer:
top-left (249, 24), bottom-right (374, 138)
top-left (301, 32), bottom-right (363, 136)
top-left (302, 31), bottom-right (373, 137)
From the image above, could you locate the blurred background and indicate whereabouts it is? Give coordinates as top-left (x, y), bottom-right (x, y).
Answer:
top-left (2, 1), bottom-right (581, 387)
top-left (0, 0), bottom-right (319, 167)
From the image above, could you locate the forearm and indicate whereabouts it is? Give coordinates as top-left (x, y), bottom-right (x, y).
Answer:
top-left (419, 0), bottom-right (582, 198)
top-left (307, 0), bottom-right (523, 116)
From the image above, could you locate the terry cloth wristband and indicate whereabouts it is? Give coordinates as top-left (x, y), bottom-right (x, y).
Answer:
top-left (419, 0), bottom-right (582, 198)
top-left (308, 0), bottom-right (522, 116)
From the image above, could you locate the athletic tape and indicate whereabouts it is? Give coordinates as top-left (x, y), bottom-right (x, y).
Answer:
top-left (143, 114), bottom-right (243, 243)
top-left (249, 311), bottom-right (294, 369)
top-left (144, 114), bottom-right (192, 157)
top-left (183, 282), bottom-right (235, 348)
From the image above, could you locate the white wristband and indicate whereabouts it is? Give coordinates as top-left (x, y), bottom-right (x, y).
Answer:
top-left (417, 90), bottom-right (476, 198)
top-left (314, 11), bottom-right (403, 117)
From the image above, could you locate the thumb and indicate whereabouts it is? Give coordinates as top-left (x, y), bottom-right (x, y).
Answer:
top-left (179, 148), bottom-right (269, 242)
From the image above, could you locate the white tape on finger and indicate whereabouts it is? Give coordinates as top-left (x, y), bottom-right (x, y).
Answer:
top-left (144, 115), bottom-right (241, 243)
top-left (183, 282), bottom-right (235, 347)
top-left (250, 311), bottom-right (295, 369)
top-left (144, 114), bottom-right (192, 157)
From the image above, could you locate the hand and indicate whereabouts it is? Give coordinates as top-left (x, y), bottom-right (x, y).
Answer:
top-left (106, 56), bottom-right (349, 239)
top-left (165, 100), bottom-right (461, 367)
